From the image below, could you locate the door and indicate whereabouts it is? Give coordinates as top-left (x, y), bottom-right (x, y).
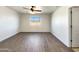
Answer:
top-left (72, 7), bottom-right (79, 47)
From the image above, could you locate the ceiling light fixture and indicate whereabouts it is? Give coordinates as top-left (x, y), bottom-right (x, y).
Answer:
top-left (23, 6), bottom-right (42, 14)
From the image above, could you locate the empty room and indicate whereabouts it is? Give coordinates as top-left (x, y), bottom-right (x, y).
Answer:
top-left (0, 6), bottom-right (79, 52)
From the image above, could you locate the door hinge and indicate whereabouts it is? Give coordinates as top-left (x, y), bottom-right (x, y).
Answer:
top-left (71, 10), bottom-right (72, 14)
top-left (70, 25), bottom-right (72, 28)
top-left (71, 40), bottom-right (72, 42)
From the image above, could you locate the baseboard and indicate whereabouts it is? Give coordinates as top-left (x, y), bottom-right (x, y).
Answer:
top-left (50, 32), bottom-right (68, 47)
top-left (50, 32), bottom-right (74, 51)
top-left (0, 32), bottom-right (51, 42)
top-left (0, 32), bottom-right (19, 42)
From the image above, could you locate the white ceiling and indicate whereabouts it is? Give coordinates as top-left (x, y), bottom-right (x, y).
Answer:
top-left (9, 6), bottom-right (58, 14)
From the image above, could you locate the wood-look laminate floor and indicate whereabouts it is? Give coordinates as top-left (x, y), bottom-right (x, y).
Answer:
top-left (0, 32), bottom-right (73, 52)
top-left (72, 48), bottom-right (79, 52)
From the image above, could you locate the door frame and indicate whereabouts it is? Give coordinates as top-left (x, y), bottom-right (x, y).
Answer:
top-left (69, 7), bottom-right (72, 47)
top-left (69, 6), bottom-right (79, 47)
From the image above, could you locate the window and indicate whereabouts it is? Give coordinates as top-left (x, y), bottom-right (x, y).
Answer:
top-left (30, 16), bottom-right (40, 22)
top-left (30, 16), bottom-right (41, 26)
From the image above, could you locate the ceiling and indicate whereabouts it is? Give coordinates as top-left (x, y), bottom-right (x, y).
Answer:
top-left (9, 6), bottom-right (58, 14)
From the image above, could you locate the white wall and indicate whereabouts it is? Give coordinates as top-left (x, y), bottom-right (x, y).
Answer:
top-left (0, 7), bottom-right (20, 42)
top-left (20, 14), bottom-right (51, 32)
top-left (51, 7), bottom-right (71, 47)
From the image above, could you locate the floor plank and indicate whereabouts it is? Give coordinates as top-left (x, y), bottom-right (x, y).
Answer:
top-left (0, 32), bottom-right (73, 52)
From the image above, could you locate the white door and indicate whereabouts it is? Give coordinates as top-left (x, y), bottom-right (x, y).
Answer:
top-left (72, 7), bottom-right (79, 47)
